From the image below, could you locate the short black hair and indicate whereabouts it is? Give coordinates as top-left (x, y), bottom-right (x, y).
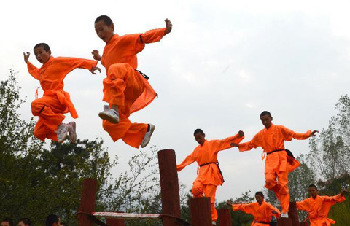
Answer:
top-left (308, 184), bottom-right (318, 190)
top-left (1, 218), bottom-right (14, 226)
top-left (95, 15), bottom-right (113, 26)
top-left (45, 214), bottom-right (59, 226)
top-left (260, 111), bottom-right (272, 118)
top-left (255, 191), bottom-right (264, 197)
top-left (19, 218), bottom-right (31, 226)
top-left (34, 43), bottom-right (50, 52)
top-left (194, 128), bottom-right (204, 135)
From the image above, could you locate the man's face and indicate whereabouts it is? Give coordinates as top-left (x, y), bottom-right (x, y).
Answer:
top-left (17, 222), bottom-right (26, 226)
top-left (255, 195), bottom-right (264, 205)
top-left (34, 46), bottom-right (51, 64)
top-left (194, 133), bottom-right (205, 145)
top-left (95, 20), bottom-right (114, 43)
top-left (1, 222), bottom-right (10, 226)
top-left (260, 114), bottom-right (273, 129)
top-left (308, 187), bottom-right (318, 198)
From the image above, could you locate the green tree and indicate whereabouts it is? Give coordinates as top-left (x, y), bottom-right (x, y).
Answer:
top-left (0, 71), bottom-right (113, 225)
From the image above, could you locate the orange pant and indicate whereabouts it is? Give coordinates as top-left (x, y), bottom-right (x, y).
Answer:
top-left (103, 116), bottom-right (148, 148)
top-left (192, 181), bottom-right (218, 221)
top-left (103, 63), bottom-right (148, 148)
top-left (31, 95), bottom-right (66, 141)
top-left (264, 152), bottom-right (289, 214)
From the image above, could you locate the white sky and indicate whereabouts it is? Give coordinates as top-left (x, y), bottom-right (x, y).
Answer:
top-left (1, 0), bottom-right (350, 203)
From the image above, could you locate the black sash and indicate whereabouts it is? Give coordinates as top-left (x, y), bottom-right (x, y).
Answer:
top-left (199, 162), bottom-right (225, 183)
top-left (266, 149), bottom-right (295, 158)
top-left (136, 69), bottom-right (149, 80)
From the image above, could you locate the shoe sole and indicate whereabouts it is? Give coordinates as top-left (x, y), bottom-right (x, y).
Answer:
top-left (57, 130), bottom-right (68, 143)
top-left (69, 122), bottom-right (77, 143)
top-left (98, 112), bottom-right (119, 123)
top-left (141, 125), bottom-right (155, 148)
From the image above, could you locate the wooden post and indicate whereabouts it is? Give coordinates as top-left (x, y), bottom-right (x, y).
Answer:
top-left (158, 149), bottom-right (181, 226)
top-left (190, 198), bottom-right (212, 226)
top-left (106, 218), bottom-right (125, 226)
top-left (277, 217), bottom-right (293, 226)
top-left (78, 178), bottom-right (97, 226)
top-left (218, 208), bottom-right (231, 226)
top-left (288, 202), bottom-right (300, 226)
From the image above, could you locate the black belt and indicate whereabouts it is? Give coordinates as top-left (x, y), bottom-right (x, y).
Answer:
top-left (136, 69), bottom-right (149, 80)
top-left (267, 149), bottom-right (295, 158)
top-left (255, 221), bottom-right (272, 225)
top-left (199, 162), bottom-right (225, 183)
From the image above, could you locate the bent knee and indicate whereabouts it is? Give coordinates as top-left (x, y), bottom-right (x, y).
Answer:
top-left (31, 101), bottom-right (45, 116)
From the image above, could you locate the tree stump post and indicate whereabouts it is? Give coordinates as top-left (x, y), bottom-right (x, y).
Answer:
top-left (78, 178), bottom-right (97, 226)
top-left (158, 149), bottom-right (182, 226)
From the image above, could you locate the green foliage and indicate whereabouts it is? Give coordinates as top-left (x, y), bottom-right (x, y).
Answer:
top-left (0, 71), bottom-right (113, 225)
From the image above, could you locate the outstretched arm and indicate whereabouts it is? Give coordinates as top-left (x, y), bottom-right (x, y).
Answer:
top-left (282, 126), bottom-right (318, 140)
top-left (176, 153), bottom-right (195, 171)
top-left (231, 132), bottom-right (261, 152)
top-left (23, 52), bottom-right (40, 79)
top-left (214, 130), bottom-right (245, 153)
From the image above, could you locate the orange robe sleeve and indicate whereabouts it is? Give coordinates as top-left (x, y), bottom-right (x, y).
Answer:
top-left (140, 28), bottom-right (167, 44)
top-left (231, 203), bottom-right (256, 215)
top-left (211, 134), bottom-right (245, 153)
top-left (238, 132), bottom-right (262, 152)
top-left (27, 61), bottom-right (40, 80)
top-left (53, 57), bottom-right (98, 77)
top-left (176, 152), bottom-right (196, 171)
top-left (266, 202), bottom-right (281, 218)
top-left (134, 28), bottom-right (167, 53)
top-left (280, 126), bottom-right (311, 141)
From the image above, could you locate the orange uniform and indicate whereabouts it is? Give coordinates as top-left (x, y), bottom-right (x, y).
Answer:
top-left (238, 123), bottom-right (311, 213)
top-left (27, 56), bottom-right (97, 141)
top-left (100, 28), bottom-right (166, 148)
top-left (296, 194), bottom-right (346, 226)
top-left (231, 201), bottom-right (281, 226)
top-left (177, 134), bottom-right (244, 221)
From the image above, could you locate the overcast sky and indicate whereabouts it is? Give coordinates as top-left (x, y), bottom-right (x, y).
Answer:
top-left (1, 0), bottom-right (350, 203)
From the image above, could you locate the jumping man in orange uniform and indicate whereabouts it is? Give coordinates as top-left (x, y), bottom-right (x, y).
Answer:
top-left (296, 184), bottom-right (347, 226)
top-left (92, 15), bottom-right (172, 148)
top-left (231, 111), bottom-right (318, 217)
top-left (177, 129), bottom-right (244, 225)
top-left (23, 43), bottom-right (100, 143)
top-left (227, 191), bottom-right (281, 226)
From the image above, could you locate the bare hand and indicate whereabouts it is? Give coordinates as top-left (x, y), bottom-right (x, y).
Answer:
top-left (92, 50), bottom-right (102, 61)
top-left (165, 18), bottom-right (172, 35)
top-left (310, 130), bottom-right (319, 137)
top-left (238, 130), bottom-right (244, 137)
top-left (23, 52), bottom-right (30, 63)
top-left (230, 143), bottom-right (239, 147)
top-left (90, 66), bottom-right (101, 74)
top-left (341, 190), bottom-right (348, 197)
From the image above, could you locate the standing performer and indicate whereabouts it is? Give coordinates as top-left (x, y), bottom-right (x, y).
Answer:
top-left (231, 111), bottom-right (318, 217)
top-left (227, 191), bottom-right (281, 225)
top-left (92, 15), bottom-right (172, 148)
top-left (296, 184), bottom-right (347, 226)
top-left (24, 43), bottom-right (100, 143)
top-left (177, 129), bottom-right (244, 225)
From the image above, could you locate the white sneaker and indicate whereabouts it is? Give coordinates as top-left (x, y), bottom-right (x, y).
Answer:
top-left (141, 124), bottom-right (155, 148)
top-left (281, 212), bottom-right (288, 218)
top-left (56, 123), bottom-right (68, 143)
top-left (67, 122), bottom-right (77, 143)
top-left (98, 105), bottom-right (119, 123)
top-left (211, 221), bottom-right (217, 226)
